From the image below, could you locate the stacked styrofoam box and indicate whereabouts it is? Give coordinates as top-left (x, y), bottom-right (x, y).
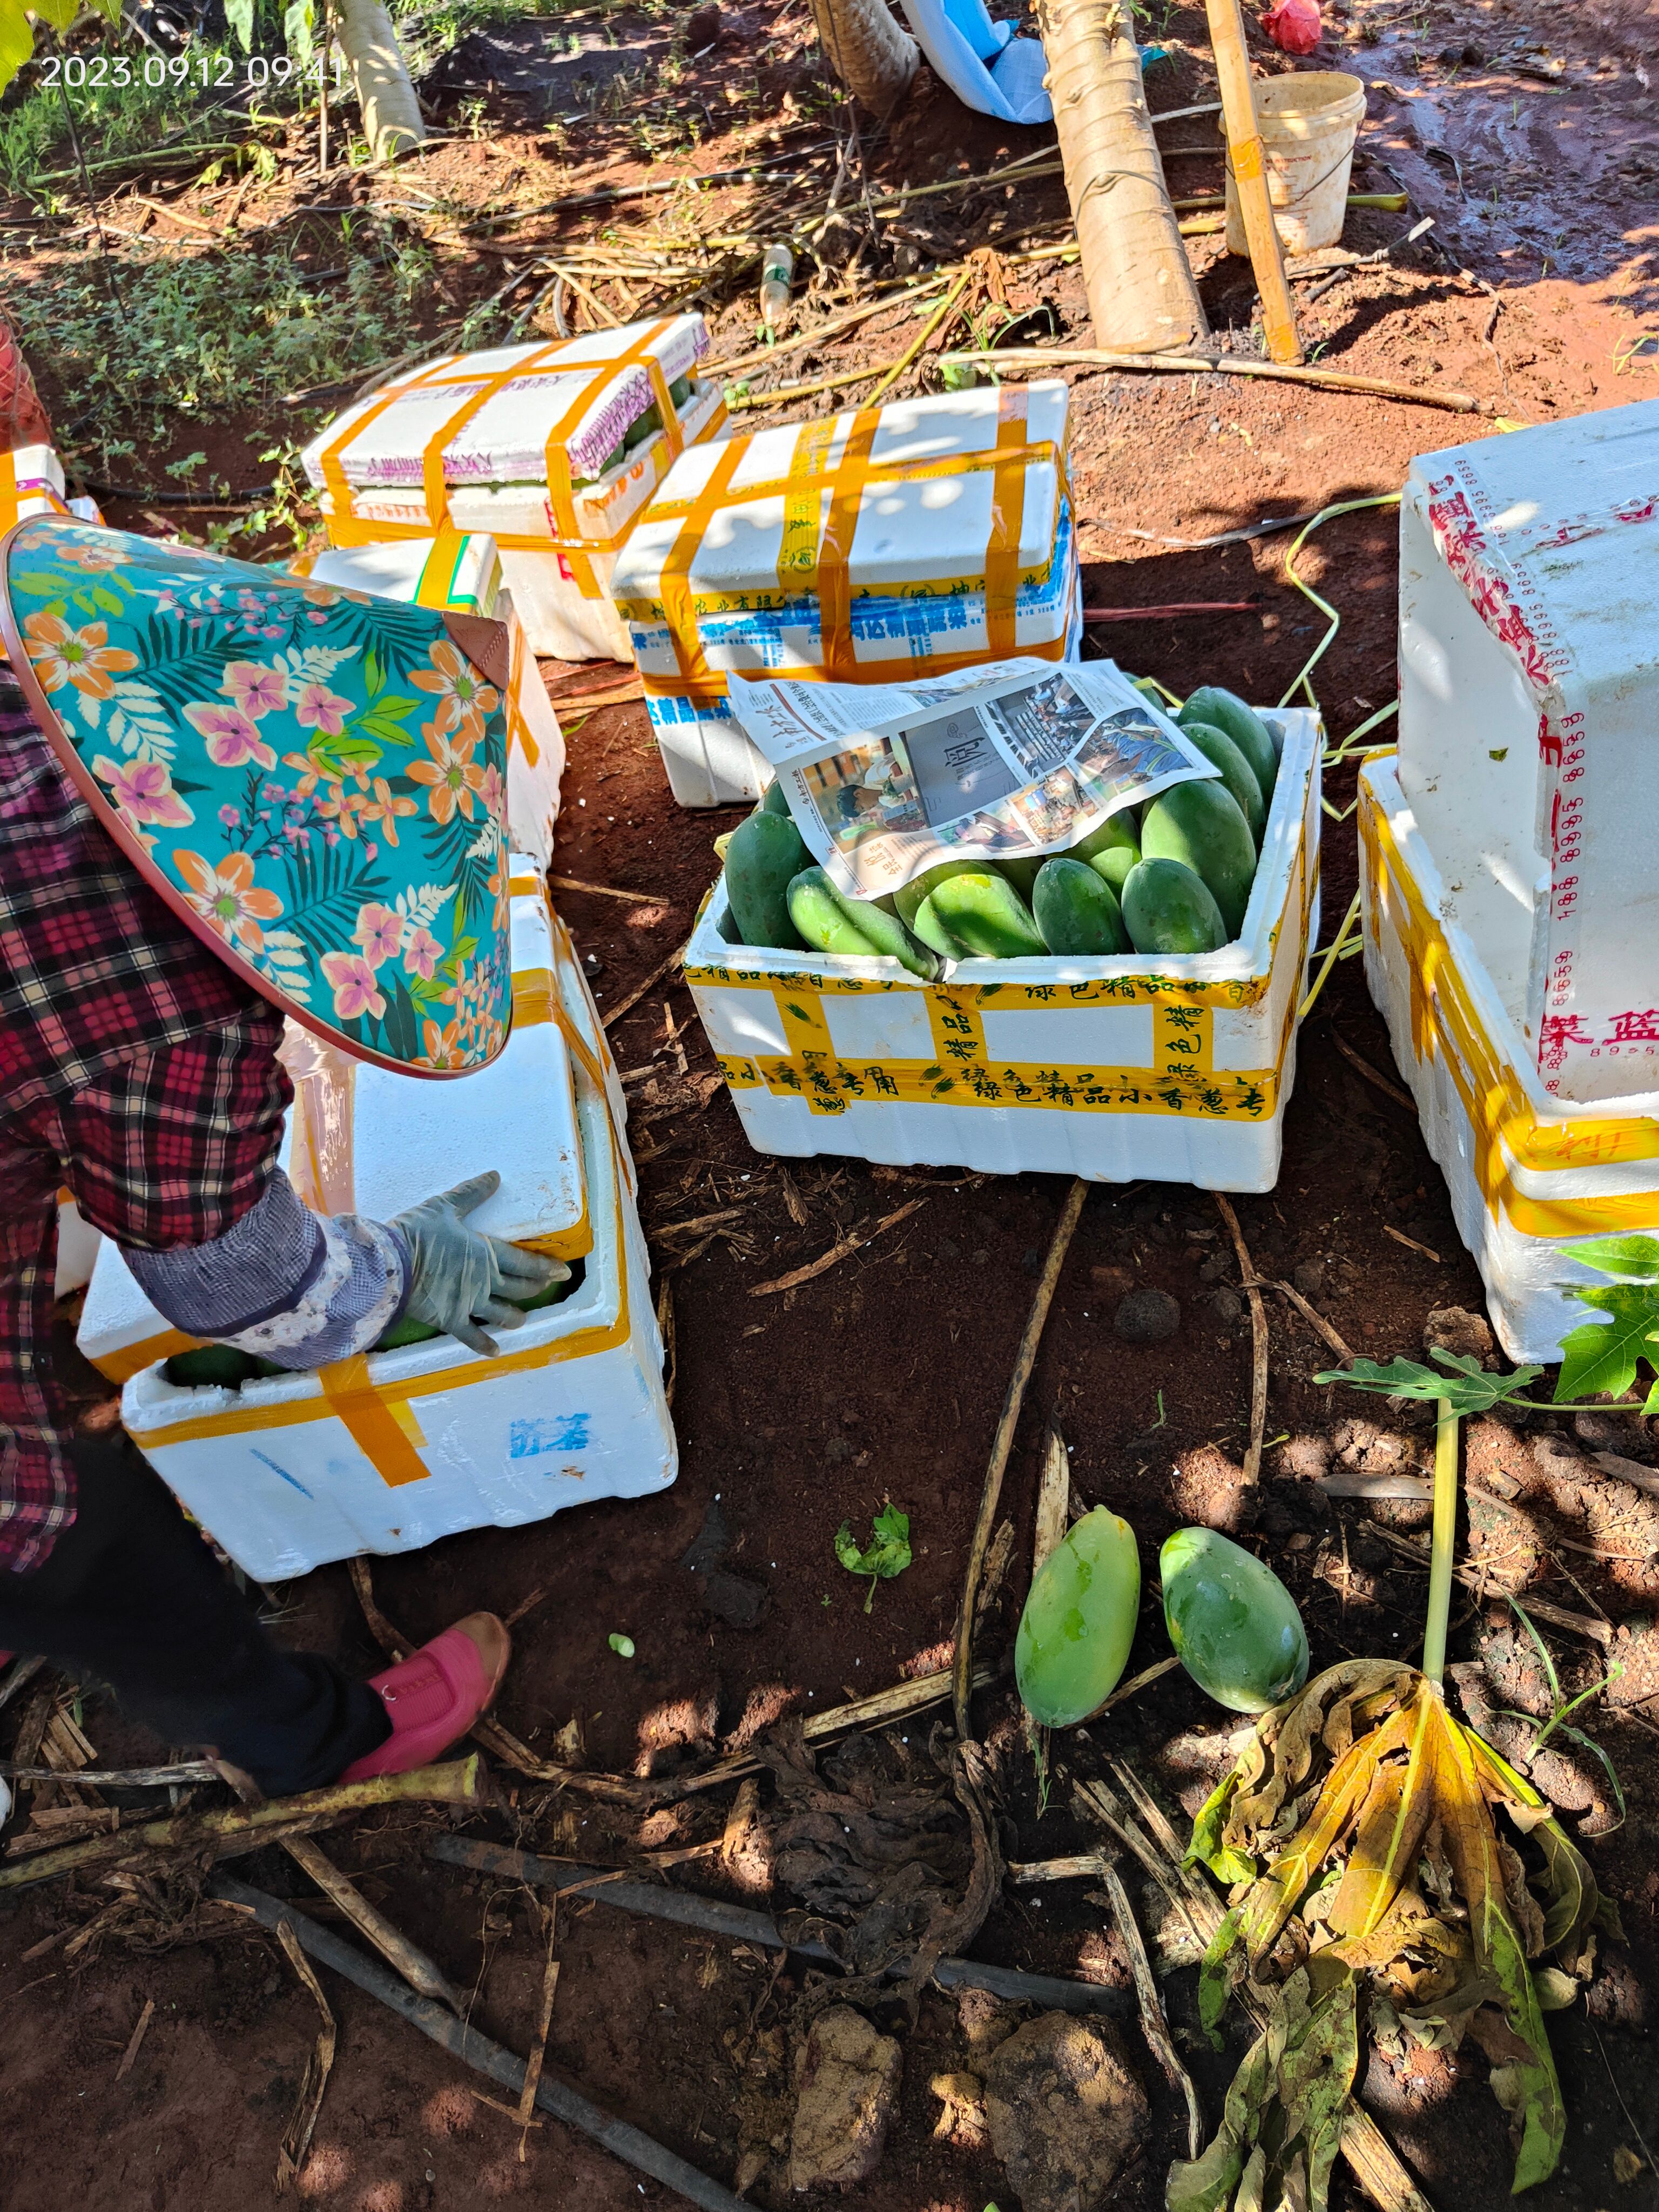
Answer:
top-left (0, 446), bottom-right (103, 533)
top-left (291, 533), bottom-right (565, 871)
top-left (685, 710), bottom-right (1320, 1189)
top-left (80, 870), bottom-right (675, 1577)
top-left (609, 385), bottom-right (1081, 808)
top-left (1398, 397), bottom-right (1659, 1106)
top-left (299, 319), bottom-right (726, 663)
top-left (1361, 753), bottom-right (1659, 1360)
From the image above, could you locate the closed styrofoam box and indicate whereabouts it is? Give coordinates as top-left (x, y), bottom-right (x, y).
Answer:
top-left (1361, 752), bottom-right (1659, 1360)
top-left (1398, 399), bottom-right (1659, 1104)
top-left (685, 710), bottom-right (1321, 1190)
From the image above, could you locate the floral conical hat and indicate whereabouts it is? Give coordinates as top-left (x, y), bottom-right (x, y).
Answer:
top-left (0, 516), bottom-right (515, 1077)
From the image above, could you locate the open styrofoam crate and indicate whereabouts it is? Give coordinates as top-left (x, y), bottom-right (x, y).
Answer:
top-left (1361, 751), bottom-right (1659, 1361)
top-left (118, 1042), bottom-right (672, 1582)
top-left (684, 709), bottom-right (1321, 1190)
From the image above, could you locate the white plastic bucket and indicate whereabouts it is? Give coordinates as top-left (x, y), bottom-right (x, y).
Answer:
top-left (1224, 72), bottom-right (1367, 256)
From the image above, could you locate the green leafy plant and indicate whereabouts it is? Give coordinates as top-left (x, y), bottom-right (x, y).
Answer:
top-left (834, 1502), bottom-right (912, 1612)
top-left (1502, 1597), bottom-right (1626, 1827)
top-left (608, 1632), bottom-right (635, 1658)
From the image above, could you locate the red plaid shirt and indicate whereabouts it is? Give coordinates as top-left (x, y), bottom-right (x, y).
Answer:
top-left (0, 676), bottom-right (289, 1572)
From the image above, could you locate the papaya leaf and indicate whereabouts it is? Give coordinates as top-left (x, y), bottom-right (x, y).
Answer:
top-left (1560, 1233), bottom-right (1659, 1282)
top-left (834, 1504), bottom-right (911, 1612)
top-left (1553, 1284), bottom-right (1659, 1402)
top-left (1186, 1771), bottom-right (1257, 1887)
top-left (1197, 1905), bottom-right (1243, 2046)
top-left (1313, 1353), bottom-right (1540, 1417)
top-left (1166, 2002), bottom-right (1270, 2211)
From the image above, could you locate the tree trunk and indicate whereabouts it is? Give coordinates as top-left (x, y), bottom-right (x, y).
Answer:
top-left (1035, 0), bottom-right (1209, 352)
top-left (334, 0), bottom-right (427, 161)
top-left (810, 0), bottom-right (919, 117)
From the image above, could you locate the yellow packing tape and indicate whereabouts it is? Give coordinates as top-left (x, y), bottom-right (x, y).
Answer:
top-left (1360, 765), bottom-right (1659, 1237)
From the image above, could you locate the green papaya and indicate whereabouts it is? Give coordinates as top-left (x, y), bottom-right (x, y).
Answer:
top-left (1015, 1507), bottom-right (1142, 1727)
top-left (1032, 857), bottom-right (1129, 956)
top-left (716, 902), bottom-right (744, 945)
top-left (1176, 720), bottom-right (1266, 850)
top-left (929, 870), bottom-right (1046, 959)
top-left (1140, 780), bottom-right (1257, 939)
top-left (164, 1344), bottom-right (271, 1391)
top-left (1179, 686), bottom-right (1278, 802)
top-left (1160, 1527), bottom-right (1309, 1714)
top-left (787, 869), bottom-right (935, 976)
top-left (895, 860), bottom-right (982, 959)
top-left (726, 811), bottom-right (810, 951)
top-left (1071, 813), bottom-right (1141, 895)
top-left (761, 779), bottom-right (793, 816)
top-left (1121, 858), bottom-right (1227, 956)
top-left (995, 854), bottom-right (1043, 901)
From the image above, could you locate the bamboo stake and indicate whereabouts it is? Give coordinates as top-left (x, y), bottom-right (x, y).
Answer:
top-left (0, 1759), bottom-right (483, 1891)
top-left (953, 1177), bottom-right (1089, 1737)
top-left (946, 345), bottom-right (1482, 413)
top-left (1204, 0), bottom-right (1301, 364)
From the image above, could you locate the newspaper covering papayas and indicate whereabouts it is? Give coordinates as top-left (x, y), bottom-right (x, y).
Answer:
top-left (725, 657), bottom-right (1217, 899)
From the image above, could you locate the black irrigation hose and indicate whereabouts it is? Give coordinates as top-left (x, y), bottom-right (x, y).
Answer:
top-left (429, 1836), bottom-right (1132, 2019)
top-left (211, 1876), bottom-right (749, 2212)
top-left (83, 480), bottom-right (277, 505)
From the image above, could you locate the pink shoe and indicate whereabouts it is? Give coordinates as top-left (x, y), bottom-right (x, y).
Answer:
top-left (339, 1613), bottom-right (510, 1781)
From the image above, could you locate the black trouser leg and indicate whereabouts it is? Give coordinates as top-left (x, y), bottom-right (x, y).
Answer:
top-left (0, 1435), bottom-right (389, 1796)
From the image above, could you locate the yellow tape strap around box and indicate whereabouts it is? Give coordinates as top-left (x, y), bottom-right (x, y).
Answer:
top-left (96, 1327), bottom-right (205, 1386)
top-left (319, 325), bottom-right (720, 569)
top-left (1360, 769), bottom-right (1659, 1233)
top-left (641, 402), bottom-right (1061, 672)
top-left (642, 624), bottom-right (1073, 713)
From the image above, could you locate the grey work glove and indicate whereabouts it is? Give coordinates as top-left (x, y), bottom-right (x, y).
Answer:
top-left (391, 1171), bottom-right (567, 1357)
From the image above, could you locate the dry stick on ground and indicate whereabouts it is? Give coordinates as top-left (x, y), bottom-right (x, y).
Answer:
top-left (1240, 1275), bottom-right (1355, 1363)
top-left (656, 1276), bottom-right (677, 1407)
top-left (274, 1919), bottom-right (337, 2195)
top-left (1033, 1423), bottom-right (1072, 1577)
top-left (1330, 1028), bottom-right (1416, 1110)
top-left (748, 1197), bottom-right (926, 1297)
top-left (1091, 1859), bottom-right (1204, 2159)
top-left (1035, 0), bottom-right (1207, 350)
top-left (1074, 1769), bottom-right (1436, 2212)
top-left (946, 346), bottom-right (1483, 414)
top-left (601, 945), bottom-right (686, 1035)
top-left (953, 1177), bottom-right (1090, 1738)
top-left (548, 875), bottom-right (664, 906)
top-left (282, 1833), bottom-right (465, 2012)
top-left (516, 1900), bottom-right (560, 2162)
top-left (218, 1881), bottom-right (754, 2212)
top-left (114, 1996), bottom-right (156, 2081)
top-left (0, 1759), bottom-right (483, 1890)
top-left (2, 1761), bottom-right (218, 1787)
top-left (1214, 1193), bottom-right (1267, 1486)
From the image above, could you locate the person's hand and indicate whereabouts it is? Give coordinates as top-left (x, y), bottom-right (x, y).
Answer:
top-left (391, 1172), bottom-right (566, 1357)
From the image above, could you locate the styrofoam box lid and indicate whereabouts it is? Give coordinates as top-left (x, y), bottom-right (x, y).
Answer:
top-left (299, 315), bottom-right (710, 493)
top-left (611, 385), bottom-right (1070, 603)
top-left (78, 861), bottom-right (583, 1367)
top-left (296, 533), bottom-right (503, 611)
top-left (4, 444), bottom-right (66, 498)
top-left (1407, 396), bottom-right (1659, 690)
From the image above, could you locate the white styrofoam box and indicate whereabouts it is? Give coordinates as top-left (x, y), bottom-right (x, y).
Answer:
top-left (118, 1038), bottom-right (673, 1582)
top-left (613, 386), bottom-right (1075, 802)
top-left (646, 522), bottom-right (1083, 810)
top-left (292, 533), bottom-right (564, 867)
top-left (495, 541), bottom-right (633, 664)
top-left (685, 710), bottom-right (1321, 1190)
top-left (1362, 752), bottom-right (1659, 1360)
top-left (1397, 397), bottom-right (1659, 1105)
top-left (53, 1195), bottom-right (100, 1298)
top-left (79, 860), bottom-right (589, 1386)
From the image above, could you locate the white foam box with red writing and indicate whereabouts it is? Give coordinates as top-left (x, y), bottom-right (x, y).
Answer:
top-left (1397, 396), bottom-right (1659, 1106)
top-left (1361, 752), bottom-right (1659, 1360)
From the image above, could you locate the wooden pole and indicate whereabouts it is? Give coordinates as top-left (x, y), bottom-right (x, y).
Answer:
top-left (1204, 0), bottom-right (1303, 366)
